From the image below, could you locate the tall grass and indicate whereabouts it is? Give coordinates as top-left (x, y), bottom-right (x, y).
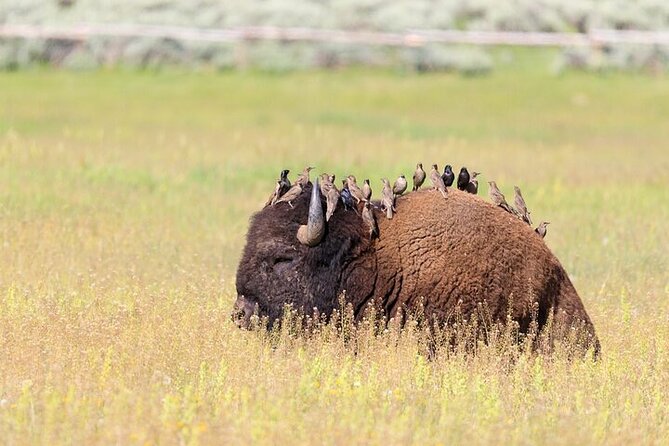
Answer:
top-left (1, 63), bottom-right (668, 444)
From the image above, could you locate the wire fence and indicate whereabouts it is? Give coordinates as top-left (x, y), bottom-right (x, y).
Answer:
top-left (2, 23), bottom-right (669, 73)
top-left (2, 24), bottom-right (669, 47)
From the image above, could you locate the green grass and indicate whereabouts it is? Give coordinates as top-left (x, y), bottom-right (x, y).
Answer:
top-left (1, 62), bottom-right (668, 444)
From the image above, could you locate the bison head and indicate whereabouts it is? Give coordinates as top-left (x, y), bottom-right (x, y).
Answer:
top-left (235, 180), bottom-right (375, 328)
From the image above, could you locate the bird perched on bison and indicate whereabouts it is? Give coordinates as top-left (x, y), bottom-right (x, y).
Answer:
top-left (430, 165), bottom-right (448, 198)
top-left (393, 175), bottom-right (407, 197)
top-left (340, 180), bottom-right (355, 212)
top-left (319, 173), bottom-right (333, 189)
top-left (265, 180), bottom-right (282, 207)
top-left (412, 163), bottom-right (426, 191)
top-left (362, 179), bottom-right (372, 202)
top-left (514, 186), bottom-right (532, 225)
top-left (457, 167), bottom-right (470, 191)
top-left (295, 166), bottom-right (314, 188)
top-left (381, 178), bottom-right (396, 219)
top-left (325, 182), bottom-right (340, 222)
top-left (466, 171), bottom-right (481, 195)
top-left (535, 221), bottom-right (550, 238)
top-left (488, 181), bottom-right (514, 214)
top-left (265, 169), bottom-right (292, 206)
top-left (442, 165), bottom-right (455, 188)
top-left (235, 183), bottom-right (599, 356)
top-left (273, 182), bottom-right (303, 208)
top-left (278, 169), bottom-right (291, 194)
top-left (361, 200), bottom-right (378, 239)
top-left (346, 175), bottom-right (366, 204)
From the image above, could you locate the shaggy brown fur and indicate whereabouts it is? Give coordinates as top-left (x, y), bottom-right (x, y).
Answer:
top-left (370, 189), bottom-right (597, 344)
top-left (235, 184), bottom-right (599, 353)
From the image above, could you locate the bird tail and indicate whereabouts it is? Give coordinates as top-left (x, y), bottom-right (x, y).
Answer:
top-left (386, 207), bottom-right (393, 219)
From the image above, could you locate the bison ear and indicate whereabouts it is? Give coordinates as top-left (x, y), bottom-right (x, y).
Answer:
top-left (297, 178), bottom-right (325, 246)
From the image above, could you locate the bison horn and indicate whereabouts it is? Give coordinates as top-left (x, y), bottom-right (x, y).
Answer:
top-left (297, 179), bottom-right (325, 246)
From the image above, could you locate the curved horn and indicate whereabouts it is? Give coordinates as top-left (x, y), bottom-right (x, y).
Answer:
top-left (297, 179), bottom-right (325, 246)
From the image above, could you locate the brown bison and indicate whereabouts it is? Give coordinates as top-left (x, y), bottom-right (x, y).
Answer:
top-left (235, 180), bottom-right (599, 352)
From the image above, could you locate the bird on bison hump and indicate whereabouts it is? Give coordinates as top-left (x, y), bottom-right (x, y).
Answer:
top-left (234, 181), bottom-right (599, 355)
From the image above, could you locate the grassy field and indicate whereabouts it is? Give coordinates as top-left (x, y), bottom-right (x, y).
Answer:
top-left (1, 57), bottom-right (669, 444)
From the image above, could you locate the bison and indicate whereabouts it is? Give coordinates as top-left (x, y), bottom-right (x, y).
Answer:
top-left (235, 180), bottom-right (599, 353)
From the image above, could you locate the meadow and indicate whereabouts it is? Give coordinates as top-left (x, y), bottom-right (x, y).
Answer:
top-left (1, 55), bottom-right (669, 444)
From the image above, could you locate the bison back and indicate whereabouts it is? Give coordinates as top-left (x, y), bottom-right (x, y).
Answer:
top-left (373, 189), bottom-right (597, 345)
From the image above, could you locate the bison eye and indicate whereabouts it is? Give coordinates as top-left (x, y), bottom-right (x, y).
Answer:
top-left (272, 256), bottom-right (295, 275)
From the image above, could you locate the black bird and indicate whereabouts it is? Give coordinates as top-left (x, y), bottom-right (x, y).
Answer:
top-left (278, 169), bottom-right (291, 196)
top-left (465, 171), bottom-right (481, 195)
top-left (340, 180), bottom-right (355, 212)
top-left (266, 169), bottom-right (292, 206)
top-left (457, 167), bottom-right (470, 191)
top-left (442, 165), bottom-right (455, 188)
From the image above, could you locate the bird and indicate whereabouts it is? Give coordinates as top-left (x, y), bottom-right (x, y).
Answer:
top-left (457, 167), bottom-right (470, 191)
top-left (535, 221), bottom-right (550, 238)
top-left (488, 181), bottom-right (514, 214)
top-left (295, 166), bottom-right (314, 188)
top-left (393, 175), bottom-right (407, 197)
top-left (465, 171), bottom-right (481, 195)
top-left (361, 201), bottom-right (378, 239)
top-left (381, 178), bottom-right (396, 219)
top-left (340, 180), bottom-right (356, 212)
top-left (326, 183), bottom-right (340, 221)
top-left (278, 169), bottom-right (291, 195)
top-left (265, 169), bottom-right (292, 206)
top-left (279, 169), bottom-right (292, 190)
top-left (442, 165), bottom-right (455, 188)
top-left (513, 186), bottom-right (532, 225)
top-left (319, 173), bottom-right (334, 195)
top-left (412, 163), bottom-right (426, 191)
top-left (346, 175), bottom-right (366, 203)
top-left (362, 179), bottom-right (372, 201)
top-left (274, 182), bottom-right (303, 208)
top-left (430, 164), bottom-right (448, 198)
top-left (265, 180), bottom-right (282, 207)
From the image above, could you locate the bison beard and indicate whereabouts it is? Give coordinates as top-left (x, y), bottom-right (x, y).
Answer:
top-left (235, 183), bottom-right (599, 354)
